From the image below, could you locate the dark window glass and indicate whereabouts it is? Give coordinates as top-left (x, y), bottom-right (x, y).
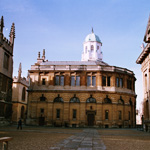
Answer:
top-left (42, 78), bottom-right (46, 85)
top-left (119, 111), bottom-right (122, 120)
top-left (56, 109), bottom-right (60, 119)
top-left (102, 76), bottom-right (106, 86)
top-left (120, 78), bottom-right (123, 88)
top-left (71, 76), bottom-right (75, 86)
top-left (2, 76), bottom-right (8, 92)
top-left (92, 76), bottom-right (96, 86)
top-left (107, 76), bottom-right (111, 86)
top-left (55, 76), bottom-right (59, 85)
top-left (87, 76), bottom-right (91, 86)
top-left (73, 109), bottom-right (76, 119)
top-left (41, 109), bottom-right (44, 113)
top-left (128, 111), bottom-right (130, 120)
top-left (127, 80), bottom-right (132, 90)
top-left (60, 76), bottom-right (64, 86)
top-left (3, 53), bottom-right (9, 70)
top-left (116, 77), bottom-right (119, 87)
top-left (105, 110), bottom-right (109, 119)
top-left (91, 45), bottom-right (94, 50)
top-left (76, 76), bottom-right (80, 86)
top-left (40, 94), bottom-right (46, 101)
top-left (22, 87), bottom-right (26, 101)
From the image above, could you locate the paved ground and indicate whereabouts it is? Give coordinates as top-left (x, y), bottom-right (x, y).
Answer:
top-left (49, 129), bottom-right (106, 150)
top-left (0, 126), bottom-right (150, 150)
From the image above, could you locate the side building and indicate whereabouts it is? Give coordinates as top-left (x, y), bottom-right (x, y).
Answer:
top-left (136, 16), bottom-right (150, 132)
top-left (12, 63), bottom-right (29, 124)
top-left (0, 16), bottom-right (15, 125)
top-left (27, 30), bottom-right (136, 128)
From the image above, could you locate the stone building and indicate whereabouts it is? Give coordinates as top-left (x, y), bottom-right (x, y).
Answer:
top-left (136, 16), bottom-right (150, 131)
top-left (0, 16), bottom-right (15, 124)
top-left (27, 30), bottom-right (136, 128)
top-left (12, 63), bottom-right (29, 123)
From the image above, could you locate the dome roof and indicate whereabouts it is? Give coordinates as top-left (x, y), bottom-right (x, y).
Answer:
top-left (84, 30), bottom-right (101, 43)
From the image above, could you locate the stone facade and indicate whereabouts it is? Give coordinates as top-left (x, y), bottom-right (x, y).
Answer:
top-left (0, 16), bottom-right (15, 124)
top-left (27, 31), bottom-right (136, 128)
top-left (12, 63), bottom-right (29, 123)
top-left (136, 16), bottom-right (150, 131)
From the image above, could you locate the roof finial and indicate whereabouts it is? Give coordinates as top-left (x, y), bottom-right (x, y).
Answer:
top-left (92, 27), bottom-right (94, 33)
top-left (18, 62), bottom-right (22, 81)
top-left (0, 16), bottom-right (4, 33)
top-left (9, 22), bottom-right (15, 45)
top-left (42, 49), bottom-right (45, 60)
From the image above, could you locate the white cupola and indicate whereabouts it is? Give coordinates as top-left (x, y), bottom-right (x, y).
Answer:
top-left (81, 28), bottom-right (103, 61)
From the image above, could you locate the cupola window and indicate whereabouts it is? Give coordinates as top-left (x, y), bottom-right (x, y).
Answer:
top-left (91, 45), bottom-right (94, 50)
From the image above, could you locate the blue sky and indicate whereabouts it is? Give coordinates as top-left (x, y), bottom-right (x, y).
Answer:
top-left (1, 0), bottom-right (150, 112)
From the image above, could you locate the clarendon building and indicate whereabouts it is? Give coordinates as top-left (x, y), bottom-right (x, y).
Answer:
top-left (0, 16), bottom-right (15, 125)
top-left (136, 16), bottom-right (150, 132)
top-left (26, 29), bottom-right (136, 128)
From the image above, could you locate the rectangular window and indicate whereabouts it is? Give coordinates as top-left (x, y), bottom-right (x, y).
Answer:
top-left (116, 77), bottom-right (119, 87)
top-left (119, 111), bottom-right (122, 120)
top-left (120, 78), bottom-right (123, 88)
top-left (92, 76), bottom-right (96, 86)
top-left (76, 76), bottom-right (80, 86)
top-left (2, 76), bottom-right (8, 92)
top-left (102, 76), bottom-right (106, 86)
top-left (128, 111), bottom-right (130, 120)
top-left (41, 108), bottom-right (44, 113)
top-left (3, 53), bottom-right (9, 70)
top-left (87, 76), bottom-right (91, 86)
top-left (55, 75), bottom-right (59, 85)
top-left (71, 76), bottom-right (75, 86)
top-left (105, 110), bottom-right (109, 120)
top-left (60, 76), bottom-right (64, 86)
top-left (73, 109), bottom-right (76, 119)
top-left (127, 80), bottom-right (132, 90)
top-left (107, 76), bottom-right (111, 86)
top-left (42, 78), bottom-right (46, 85)
top-left (56, 109), bottom-right (60, 119)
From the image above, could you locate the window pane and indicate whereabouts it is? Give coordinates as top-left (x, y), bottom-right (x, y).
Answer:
top-left (57, 109), bottom-right (60, 119)
top-left (60, 76), bottom-right (64, 86)
top-left (107, 76), bottom-right (111, 86)
top-left (73, 109), bottom-right (76, 119)
top-left (116, 77), bottom-right (119, 87)
top-left (119, 111), bottom-right (122, 120)
top-left (76, 76), bottom-right (80, 86)
top-left (87, 76), bottom-right (91, 86)
top-left (102, 76), bottom-right (106, 86)
top-left (71, 76), bottom-right (75, 86)
top-left (120, 78), bottom-right (123, 88)
top-left (42, 78), bottom-right (46, 85)
top-left (55, 76), bottom-right (59, 85)
top-left (3, 53), bottom-right (9, 70)
top-left (92, 76), bottom-right (96, 86)
top-left (105, 110), bottom-right (109, 119)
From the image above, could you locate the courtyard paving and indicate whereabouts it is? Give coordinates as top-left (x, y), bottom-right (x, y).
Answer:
top-left (0, 126), bottom-right (150, 150)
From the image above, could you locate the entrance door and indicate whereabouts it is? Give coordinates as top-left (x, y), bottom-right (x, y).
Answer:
top-left (39, 117), bottom-right (45, 126)
top-left (87, 114), bottom-right (95, 126)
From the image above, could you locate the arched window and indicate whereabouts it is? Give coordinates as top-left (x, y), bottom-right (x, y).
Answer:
top-left (54, 94), bottom-right (64, 103)
top-left (104, 95), bottom-right (112, 103)
top-left (91, 45), bottom-right (94, 50)
top-left (86, 95), bottom-right (96, 103)
top-left (22, 87), bottom-right (26, 101)
top-left (70, 94), bottom-right (80, 103)
top-left (85, 46), bottom-right (87, 53)
top-left (118, 96), bottom-right (124, 104)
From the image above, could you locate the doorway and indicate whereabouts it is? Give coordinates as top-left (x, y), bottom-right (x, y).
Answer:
top-left (87, 113), bottom-right (95, 126)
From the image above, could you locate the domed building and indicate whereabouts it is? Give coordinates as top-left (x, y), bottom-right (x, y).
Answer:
top-left (26, 29), bottom-right (136, 128)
